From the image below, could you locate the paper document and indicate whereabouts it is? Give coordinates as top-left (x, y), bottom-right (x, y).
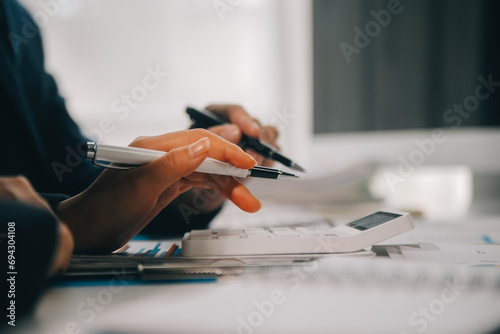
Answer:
top-left (92, 257), bottom-right (500, 334)
top-left (387, 243), bottom-right (500, 266)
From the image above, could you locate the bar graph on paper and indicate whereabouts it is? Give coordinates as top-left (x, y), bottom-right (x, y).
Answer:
top-left (114, 241), bottom-right (181, 258)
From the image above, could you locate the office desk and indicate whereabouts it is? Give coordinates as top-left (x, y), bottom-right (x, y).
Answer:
top-left (13, 199), bottom-right (500, 334)
top-left (14, 129), bottom-right (500, 334)
top-left (21, 254), bottom-right (500, 334)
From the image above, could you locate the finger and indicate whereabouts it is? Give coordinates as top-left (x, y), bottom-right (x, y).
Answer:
top-left (210, 124), bottom-right (276, 166)
top-left (181, 172), bottom-right (213, 188)
top-left (205, 104), bottom-right (261, 138)
top-left (204, 174), bottom-right (261, 213)
top-left (132, 137), bottom-right (210, 196)
top-left (179, 177), bottom-right (211, 189)
top-left (139, 182), bottom-right (192, 226)
top-left (245, 149), bottom-right (265, 166)
top-left (21, 191), bottom-right (54, 214)
top-left (208, 124), bottom-right (242, 144)
top-left (2, 176), bottom-right (54, 214)
top-left (131, 129), bottom-right (256, 169)
top-left (260, 125), bottom-right (279, 145)
top-left (181, 172), bottom-right (206, 183)
top-left (49, 222), bottom-right (74, 275)
top-left (156, 183), bottom-right (193, 210)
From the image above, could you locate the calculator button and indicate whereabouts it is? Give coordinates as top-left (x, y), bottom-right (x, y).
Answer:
top-left (218, 234), bottom-right (243, 239)
top-left (244, 228), bottom-right (267, 232)
top-left (190, 230), bottom-right (213, 236)
top-left (270, 230), bottom-right (301, 238)
top-left (269, 228), bottom-right (293, 232)
top-left (316, 228), bottom-right (338, 234)
top-left (188, 235), bottom-right (213, 240)
top-left (295, 228), bottom-right (320, 237)
top-left (216, 230), bottom-right (244, 239)
top-left (188, 230), bottom-right (214, 240)
top-left (217, 230), bottom-right (243, 235)
top-left (314, 227), bottom-right (337, 232)
top-left (244, 231), bottom-right (271, 239)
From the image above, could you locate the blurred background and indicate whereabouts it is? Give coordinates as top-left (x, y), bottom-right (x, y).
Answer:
top-left (20, 0), bottom-right (500, 219)
top-left (19, 0), bottom-right (312, 163)
top-left (314, 0), bottom-right (500, 132)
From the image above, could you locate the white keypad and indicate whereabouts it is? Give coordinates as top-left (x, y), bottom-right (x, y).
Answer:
top-left (181, 210), bottom-right (415, 257)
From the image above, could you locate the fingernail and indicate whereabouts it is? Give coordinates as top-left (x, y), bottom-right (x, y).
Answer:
top-left (220, 124), bottom-right (240, 140)
top-left (189, 138), bottom-right (210, 158)
top-left (251, 121), bottom-right (261, 132)
top-left (246, 151), bottom-right (259, 165)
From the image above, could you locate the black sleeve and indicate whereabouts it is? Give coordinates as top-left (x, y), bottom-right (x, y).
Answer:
top-left (0, 0), bottom-right (220, 238)
top-left (0, 0), bottom-right (102, 197)
top-left (142, 203), bottom-right (223, 237)
top-left (0, 200), bottom-right (58, 325)
top-left (40, 193), bottom-right (70, 213)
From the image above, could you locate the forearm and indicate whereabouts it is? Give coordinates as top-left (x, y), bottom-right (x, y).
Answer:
top-left (0, 200), bottom-right (71, 318)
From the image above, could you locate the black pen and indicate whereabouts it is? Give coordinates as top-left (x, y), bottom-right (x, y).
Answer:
top-left (186, 107), bottom-right (306, 172)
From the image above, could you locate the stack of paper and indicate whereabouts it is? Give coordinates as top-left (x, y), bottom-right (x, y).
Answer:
top-left (386, 243), bottom-right (500, 266)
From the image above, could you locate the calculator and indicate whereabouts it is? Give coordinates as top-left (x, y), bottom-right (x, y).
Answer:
top-left (181, 210), bottom-right (414, 256)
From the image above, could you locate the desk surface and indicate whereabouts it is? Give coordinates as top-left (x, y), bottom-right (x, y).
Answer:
top-left (19, 255), bottom-right (500, 334)
top-left (12, 129), bottom-right (500, 334)
top-left (12, 202), bottom-right (500, 334)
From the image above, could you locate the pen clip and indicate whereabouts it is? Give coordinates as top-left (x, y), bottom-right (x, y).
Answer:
top-left (87, 141), bottom-right (138, 170)
top-left (91, 159), bottom-right (135, 170)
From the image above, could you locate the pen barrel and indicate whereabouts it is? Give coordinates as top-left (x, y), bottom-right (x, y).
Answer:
top-left (186, 107), bottom-right (306, 172)
top-left (187, 107), bottom-right (226, 128)
top-left (186, 107), bottom-right (278, 158)
top-left (269, 152), bottom-right (293, 167)
top-left (94, 144), bottom-right (250, 177)
top-left (195, 158), bottom-right (249, 178)
top-left (240, 134), bottom-right (277, 157)
top-left (248, 166), bottom-right (282, 179)
top-left (95, 144), bottom-right (164, 165)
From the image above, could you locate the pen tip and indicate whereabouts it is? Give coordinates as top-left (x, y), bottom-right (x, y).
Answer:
top-left (281, 171), bottom-right (298, 179)
top-left (291, 163), bottom-right (307, 173)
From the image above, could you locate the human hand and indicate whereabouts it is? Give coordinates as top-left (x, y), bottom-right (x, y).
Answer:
top-left (0, 176), bottom-right (74, 275)
top-left (172, 104), bottom-right (280, 213)
top-left (58, 129), bottom-right (261, 253)
top-left (204, 104), bottom-right (279, 167)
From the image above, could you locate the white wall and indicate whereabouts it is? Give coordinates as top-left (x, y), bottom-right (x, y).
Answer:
top-left (20, 0), bottom-right (312, 162)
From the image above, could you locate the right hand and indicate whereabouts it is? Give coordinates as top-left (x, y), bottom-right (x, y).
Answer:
top-left (58, 129), bottom-right (261, 253)
top-left (0, 176), bottom-right (74, 276)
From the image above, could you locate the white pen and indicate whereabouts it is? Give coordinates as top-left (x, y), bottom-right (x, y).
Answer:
top-left (86, 142), bottom-right (298, 180)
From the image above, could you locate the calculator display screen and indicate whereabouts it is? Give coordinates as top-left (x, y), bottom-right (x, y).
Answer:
top-left (346, 212), bottom-right (401, 231)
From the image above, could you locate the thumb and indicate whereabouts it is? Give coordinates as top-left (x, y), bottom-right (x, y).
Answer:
top-left (135, 138), bottom-right (210, 195)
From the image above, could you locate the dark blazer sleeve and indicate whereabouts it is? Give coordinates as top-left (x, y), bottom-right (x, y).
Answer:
top-left (0, 0), bottom-right (219, 240)
top-left (0, 0), bottom-right (102, 197)
top-left (0, 200), bottom-right (58, 323)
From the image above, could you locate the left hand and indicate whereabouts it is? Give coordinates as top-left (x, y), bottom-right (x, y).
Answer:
top-left (0, 176), bottom-right (74, 275)
top-left (174, 104), bottom-right (280, 213)
top-left (204, 104), bottom-right (279, 167)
